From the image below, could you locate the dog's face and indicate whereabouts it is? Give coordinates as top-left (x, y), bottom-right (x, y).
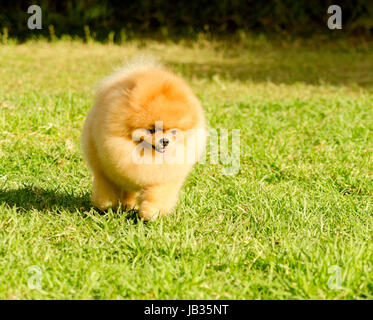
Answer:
top-left (132, 124), bottom-right (182, 153)
top-left (116, 69), bottom-right (204, 157)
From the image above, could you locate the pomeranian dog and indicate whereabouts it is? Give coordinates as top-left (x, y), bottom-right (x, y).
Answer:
top-left (81, 57), bottom-right (206, 220)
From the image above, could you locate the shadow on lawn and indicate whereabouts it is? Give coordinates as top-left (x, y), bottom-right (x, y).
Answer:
top-left (169, 55), bottom-right (373, 88)
top-left (0, 186), bottom-right (91, 212)
top-left (0, 186), bottom-right (140, 220)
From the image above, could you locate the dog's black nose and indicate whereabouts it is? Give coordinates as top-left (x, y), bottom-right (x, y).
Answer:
top-left (160, 138), bottom-right (169, 147)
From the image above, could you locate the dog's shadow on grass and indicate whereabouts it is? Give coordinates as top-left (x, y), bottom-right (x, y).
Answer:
top-left (0, 186), bottom-right (140, 221)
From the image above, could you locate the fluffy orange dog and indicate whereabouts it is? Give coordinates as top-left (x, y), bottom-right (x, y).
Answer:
top-left (81, 58), bottom-right (206, 220)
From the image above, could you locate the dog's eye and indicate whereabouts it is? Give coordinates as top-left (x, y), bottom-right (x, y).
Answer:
top-left (170, 129), bottom-right (178, 135)
top-left (148, 127), bottom-right (155, 134)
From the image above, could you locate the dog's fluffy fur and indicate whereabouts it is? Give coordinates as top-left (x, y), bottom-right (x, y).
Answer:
top-left (81, 57), bottom-right (206, 220)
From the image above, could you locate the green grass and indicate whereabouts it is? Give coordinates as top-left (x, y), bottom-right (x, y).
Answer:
top-left (0, 36), bottom-right (372, 299)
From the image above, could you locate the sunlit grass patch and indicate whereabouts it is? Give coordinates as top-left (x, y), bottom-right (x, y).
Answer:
top-left (0, 37), bottom-right (372, 299)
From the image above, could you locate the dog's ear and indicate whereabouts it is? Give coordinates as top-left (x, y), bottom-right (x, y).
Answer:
top-left (105, 78), bottom-right (136, 102)
top-left (96, 76), bottom-right (137, 103)
top-left (124, 79), bottom-right (136, 91)
top-left (117, 78), bottom-right (136, 96)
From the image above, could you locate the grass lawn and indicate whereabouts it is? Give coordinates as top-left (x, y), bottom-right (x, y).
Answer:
top-left (0, 36), bottom-right (372, 299)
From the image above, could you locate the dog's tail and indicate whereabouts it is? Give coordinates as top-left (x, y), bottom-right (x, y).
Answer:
top-left (96, 55), bottom-right (162, 96)
top-left (118, 54), bottom-right (162, 75)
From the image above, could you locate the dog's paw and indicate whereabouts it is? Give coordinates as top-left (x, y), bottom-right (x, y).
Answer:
top-left (139, 202), bottom-right (161, 221)
top-left (93, 199), bottom-right (115, 212)
top-left (121, 192), bottom-right (139, 211)
top-left (123, 200), bottom-right (139, 211)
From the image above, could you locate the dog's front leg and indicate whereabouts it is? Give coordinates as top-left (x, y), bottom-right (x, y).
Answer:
top-left (138, 180), bottom-right (184, 221)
